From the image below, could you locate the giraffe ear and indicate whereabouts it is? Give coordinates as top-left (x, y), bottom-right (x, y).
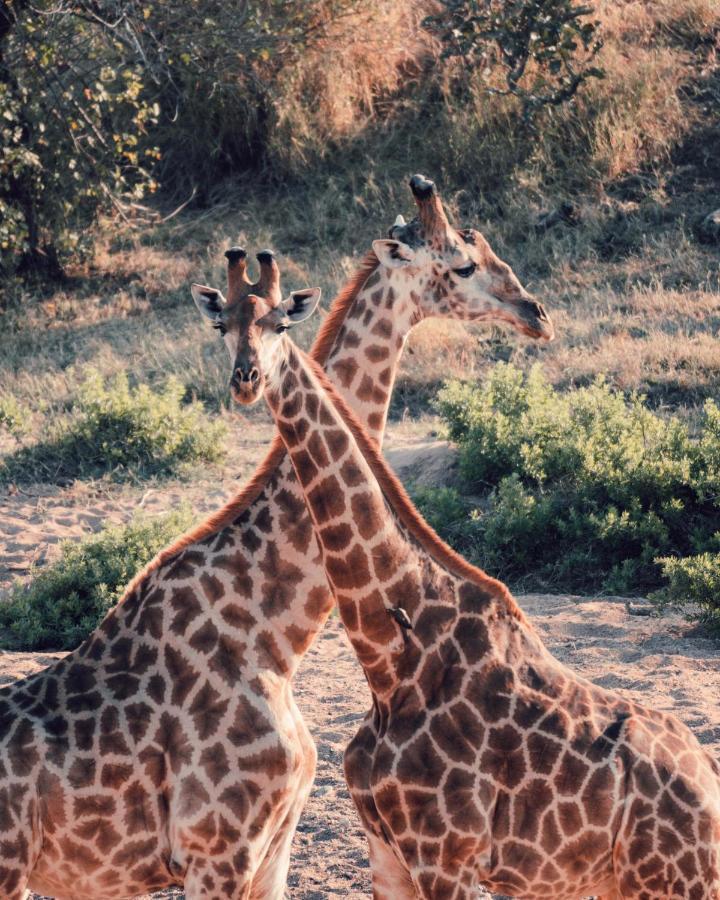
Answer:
top-left (191, 283), bottom-right (226, 323)
top-left (372, 239), bottom-right (416, 269)
top-left (281, 287), bottom-right (322, 326)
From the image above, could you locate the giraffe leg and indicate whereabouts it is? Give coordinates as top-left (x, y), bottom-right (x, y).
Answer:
top-left (182, 856), bottom-right (252, 900)
top-left (366, 831), bottom-right (418, 899)
top-left (248, 801), bottom-right (304, 900)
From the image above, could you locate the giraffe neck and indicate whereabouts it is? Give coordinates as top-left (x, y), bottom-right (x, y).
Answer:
top-left (96, 260), bottom-right (423, 691)
top-left (266, 341), bottom-right (532, 701)
top-left (322, 265), bottom-right (417, 445)
top-left (266, 345), bottom-right (413, 696)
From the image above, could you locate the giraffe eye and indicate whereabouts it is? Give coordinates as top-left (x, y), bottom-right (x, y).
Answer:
top-left (453, 262), bottom-right (476, 278)
top-left (275, 324), bottom-right (288, 334)
top-left (212, 321), bottom-right (227, 337)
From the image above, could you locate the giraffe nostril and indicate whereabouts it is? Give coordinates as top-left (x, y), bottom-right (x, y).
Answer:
top-left (235, 367), bottom-right (260, 384)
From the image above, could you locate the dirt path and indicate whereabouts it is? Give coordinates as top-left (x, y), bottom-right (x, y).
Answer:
top-left (3, 599), bottom-right (717, 899)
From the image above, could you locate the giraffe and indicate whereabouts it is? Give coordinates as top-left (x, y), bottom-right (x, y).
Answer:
top-left (0, 175), bottom-right (550, 900)
top-left (0, 249), bottom-right (302, 900)
top-left (229, 288), bottom-right (720, 900)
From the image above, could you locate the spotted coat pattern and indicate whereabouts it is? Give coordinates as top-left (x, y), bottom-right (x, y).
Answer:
top-left (0, 178), bottom-right (549, 898)
top-left (261, 341), bottom-right (720, 900)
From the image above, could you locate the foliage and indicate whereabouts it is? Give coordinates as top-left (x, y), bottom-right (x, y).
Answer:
top-left (136, 0), bottom-right (361, 189)
top-left (0, 0), bottom-right (422, 270)
top-left (418, 365), bottom-right (720, 593)
top-left (651, 553), bottom-right (720, 632)
top-left (67, 368), bottom-right (227, 473)
top-left (2, 0), bottom-right (716, 277)
top-left (0, 393), bottom-right (28, 437)
top-left (0, 1), bottom-right (158, 276)
top-left (0, 368), bottom-right (227, 484)
top-left (413, 485), bottom-right (470, 547)
top-left (424, 0), bottom-right (604, 119)
top-left (0, 506), bottom-right (194, 650)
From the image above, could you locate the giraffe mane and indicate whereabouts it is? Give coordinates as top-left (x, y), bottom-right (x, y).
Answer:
top-left (117, 251), bottom-right (381, 601)
top-left (310, 250), bottom-right (380, 367)
top-left (300, 350), bottom-right (529, 625)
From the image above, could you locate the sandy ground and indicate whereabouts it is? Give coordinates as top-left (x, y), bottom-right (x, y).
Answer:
top-left (0, 423), bottom-right (451, 594)
top-left (4, 600), bottom-right (719, 900)
top-left (1, 433), bottom-right (718, 898)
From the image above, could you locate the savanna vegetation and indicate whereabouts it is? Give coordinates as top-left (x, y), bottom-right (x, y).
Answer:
top-left (0, 506), bottom-right (194, 649)
top-left (0, 367), bottom-right (226, 484)
top-left (1, 0), bottom-right (720, 643)
top-left (416, 366), bottom-right (720, 628)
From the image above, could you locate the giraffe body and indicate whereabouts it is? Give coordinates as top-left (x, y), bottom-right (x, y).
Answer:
top-left (0, 607), bottom-right (314, 900)
top-left (242, 292), bottom-right (720, 900)
top-left (0, 177), bottom-right (552, 897)
top-left (0, 249), bottom-right (322, 900)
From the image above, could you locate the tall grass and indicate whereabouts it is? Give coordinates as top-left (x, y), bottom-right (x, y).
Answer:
top-left (117, 0), bottom-right (718, 233)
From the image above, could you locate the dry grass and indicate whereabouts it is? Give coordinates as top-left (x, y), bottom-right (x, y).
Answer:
top-left (2, 197), bottom-right (718, 441)
top-left (1, 0), bottom-right (719, 482)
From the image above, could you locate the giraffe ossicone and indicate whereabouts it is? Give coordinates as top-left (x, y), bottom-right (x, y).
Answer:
top-left (236, 285), bottom-right (720, 900)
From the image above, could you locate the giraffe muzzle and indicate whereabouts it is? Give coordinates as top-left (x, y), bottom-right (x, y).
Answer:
top-left (230, 366), bottom-right (264, 404)
top-left (234, 366), bottom-right (260, 384)
top-left (517, 298), bottom-right (555, 341)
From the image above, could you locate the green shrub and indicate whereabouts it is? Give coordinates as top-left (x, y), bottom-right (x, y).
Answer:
top-left (651, 552), bottom-right (720, 632)
top-left (0, 506), bottom-right (194, 651)
top-left (0, 368), bottom-right (227, 484)
top-left (0, 394), bottom-right (29, 438)
top-left (1, 3), bottom-right (157, 276)
top-left (69, 368), bottom-right (227, 473)
top-left (413, 486), bottom-right (471, 548)
top-left (422, 365), bottom-right (720, 593)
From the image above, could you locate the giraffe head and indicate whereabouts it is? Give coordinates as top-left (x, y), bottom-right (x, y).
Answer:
top-left (373, 174), bottom-right (554, 340)
top-left (193, 245), bottom-right (322, 408)
top-left (191, 247), bottom-right (284, 403)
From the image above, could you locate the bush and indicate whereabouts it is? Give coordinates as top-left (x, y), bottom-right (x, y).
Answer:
top-left (413, 485), bottom-right (471, 548)
top-left (419, 365), bottom-right (720, 592)
top-left (0, 368), bottom-right (227, 484)
top-left (651, 553), bottom-right (720, 633)
top-left (1, 0), bottom-right (425, 269)
top-left (424, 0), bottom-right (604, 121)
top-left (0, 394), bottom-right (29, 438)
top-left (7, 0), bottom-right (715, 278)
top-left (0, 506), bottom-right (194, 651)
top-left (68, 368), bottom-right (227, 473)
top-left (1, 2), bottom-right (157, 276)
